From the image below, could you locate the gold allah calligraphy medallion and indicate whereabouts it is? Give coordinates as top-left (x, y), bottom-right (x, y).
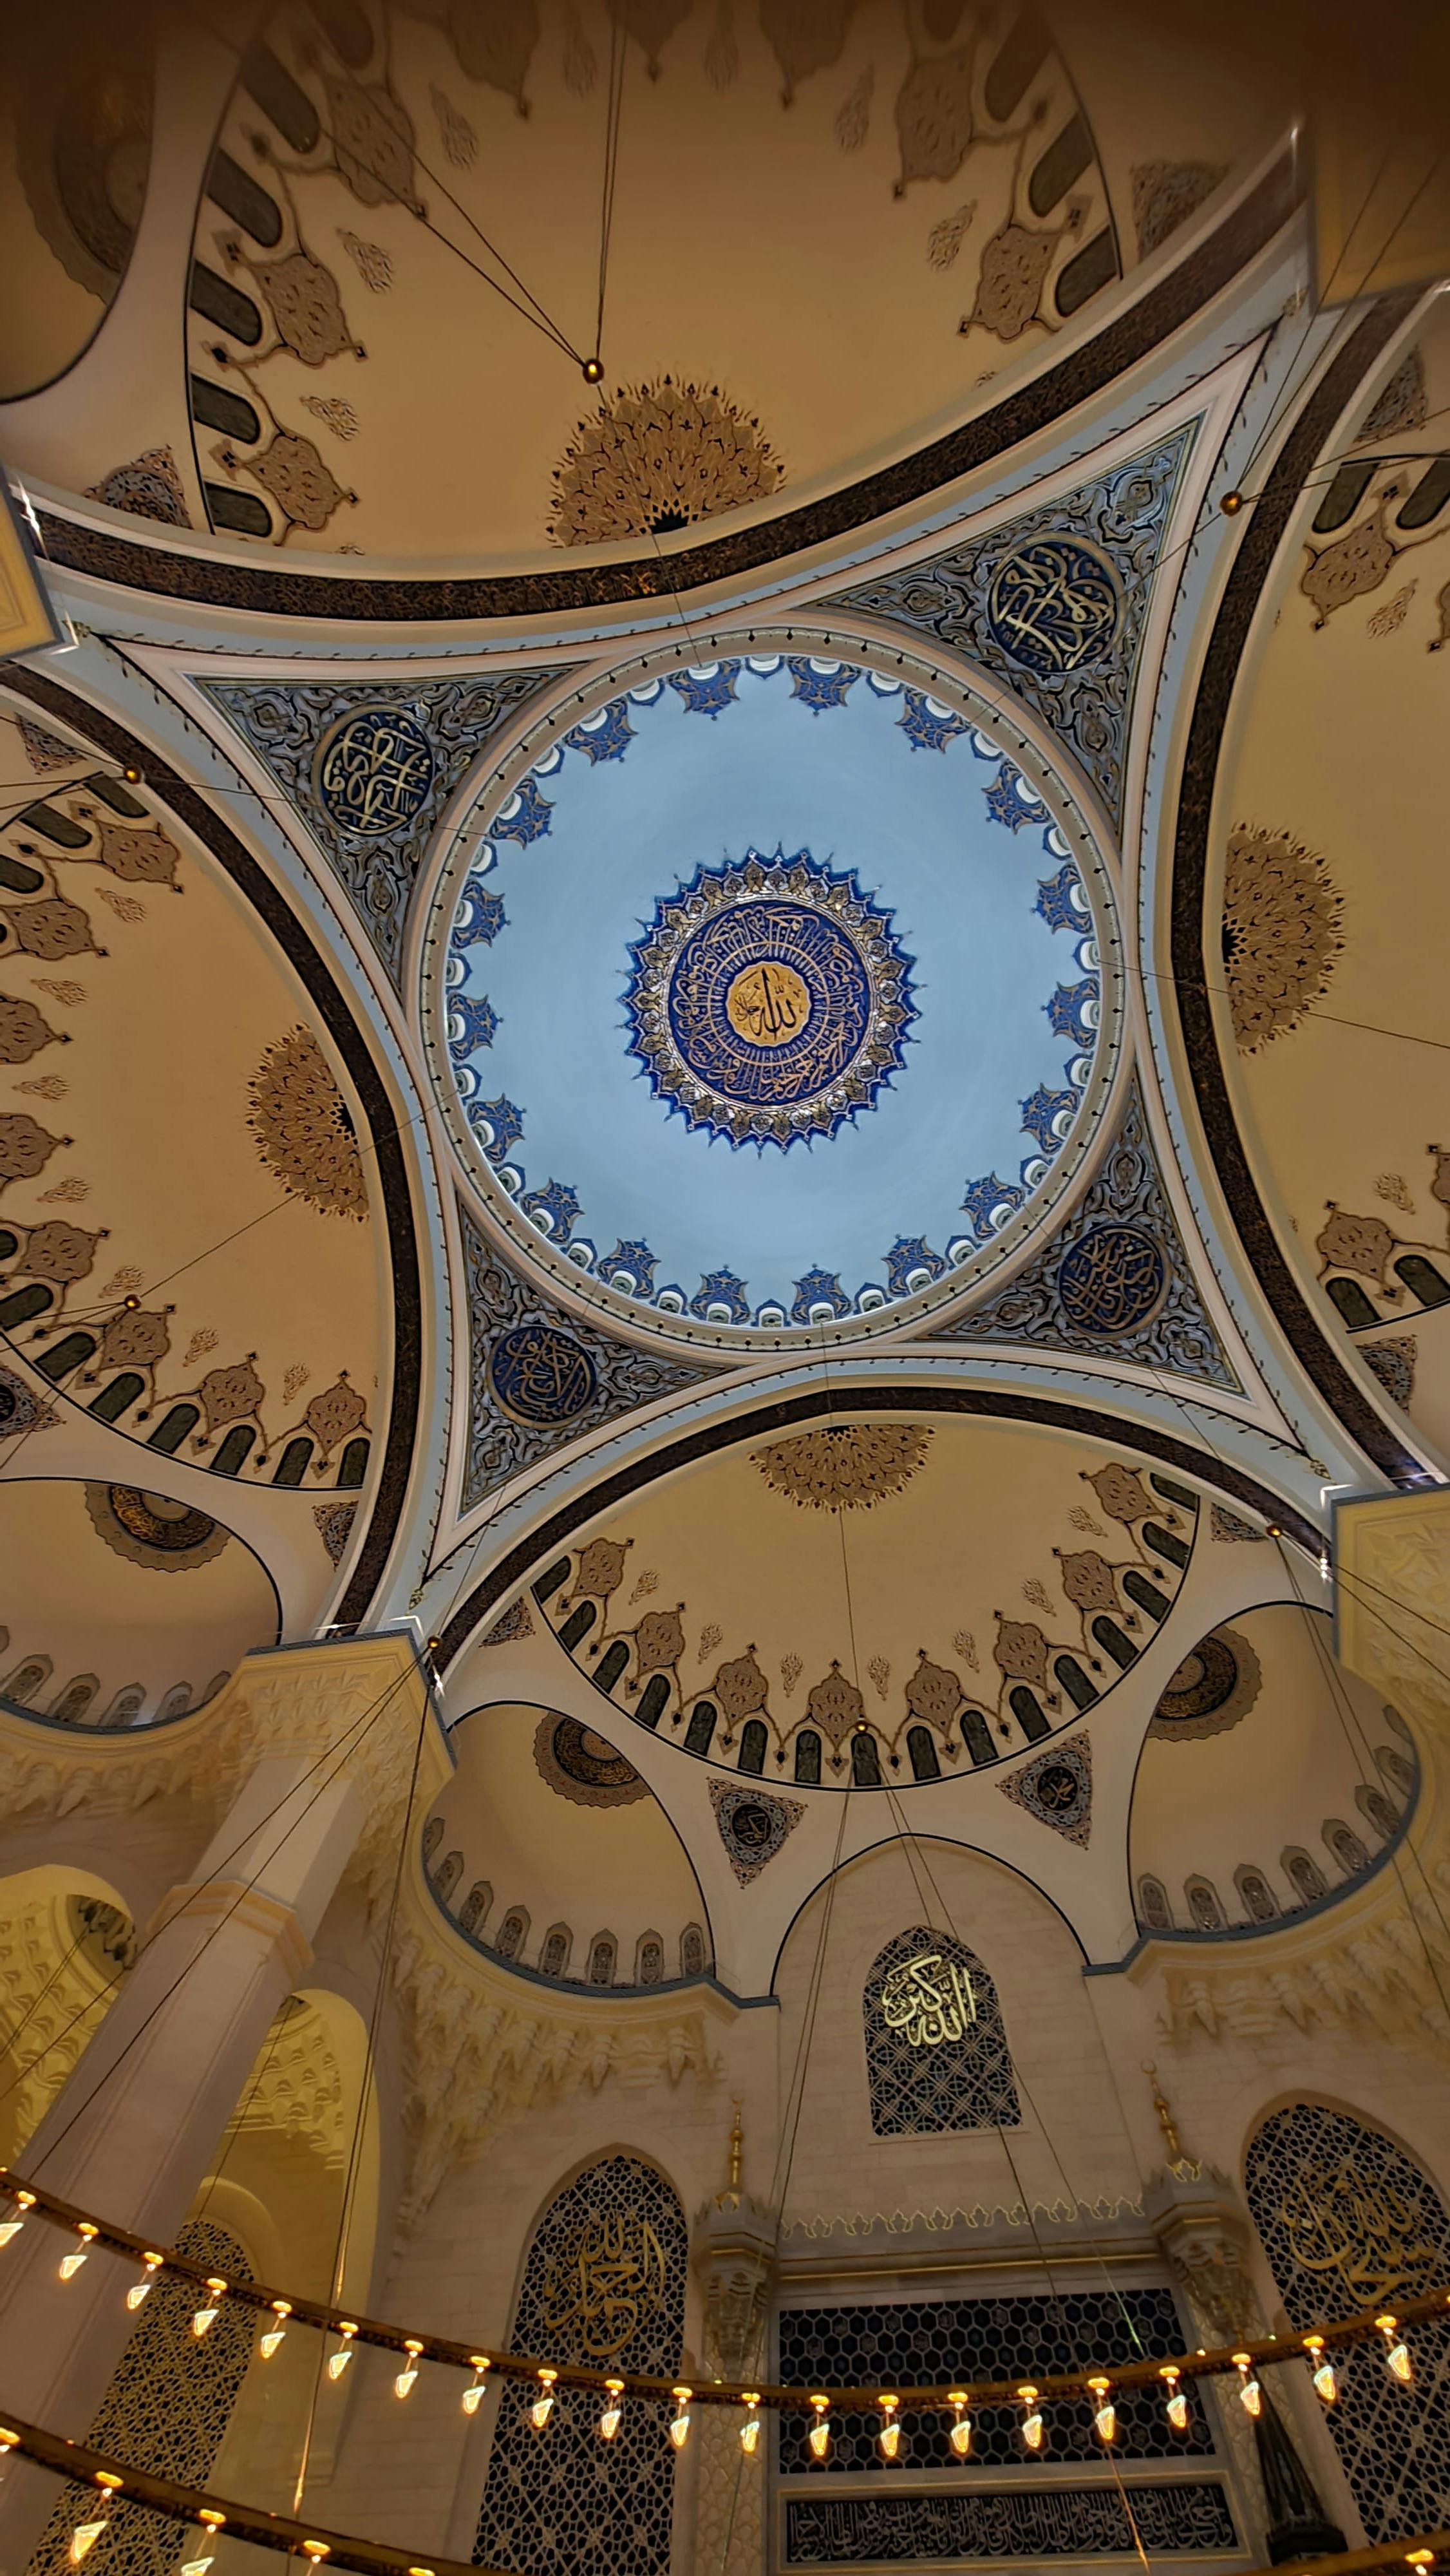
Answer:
top-left (724, 960), bottom-right (810, 1046)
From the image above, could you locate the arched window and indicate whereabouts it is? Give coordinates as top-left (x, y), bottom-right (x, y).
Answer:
top-left (684, 1701), bottom-right (716, 1755)
top-left (1357, 1783), bottom-right (1398, 1841)
top-left (863, 1926), bottom-right (1019, 2136)
top-left (147, 1404), bottom-right (199, 1454)
top-left (157, 1684), bottom-right (192, 1720)
top-left (907, 1725), bottom-right (941, 1781)
top-left (1137, 1875), bottom-right (1172, 1930)
top-left (851, 1728), bottom-right (883, 1785)
top-left (1184, 1876), bottom-right (1225, 1930)
top-left (594, 1638), bottom-right (629, 1692)
top-left (794, 1729), bottom-right (822, 1785)
top-left (28, 2218), bottom-right (253, 2576)
top-left (1234, 1866), bottom-right (1279, 1924)
top-left (1378, 1743), bottom-right (1415, 1801)
top-left (1092, 1615), bottom-right (1136, 1669)
top-left (540, 1924), bottom-right (571, 1978)
top-left (1326, 1276), bottom-right (1379, 1329)
top-left (1246, 2104), bottom-right (1450, 2539)
top-left (494, 1908), bottom-right (528, 1962)
top-left (679, 1925), bottom-right (706, 1980)
top-left (587, 1933), bottom-right (616, 1986)
top-left (435, 1850), bottom-right (463, 1903)
top-left (1324, 1818), bottom-right (1369, 1877)
top-left (1055, 1654), bottom-right (1097, 1710)
top-left (33, 1331), bottom-right (96, 1383)
top-left (637, 1673), bottom-right (670, 1731)
top-left (1122, 1569), bottom-right (1170, 1622)
top-left (1009, 1685), bottom-right (1050, 1739)
top-left (421, 1815), bottom-right (444, 1867)
top-left (558, 1601), bottom-right (596, 1654)
top-left (636, 1932), bottom-right (664, 1986)
top-left (738, 1718), bottom-right (767, 1775)
top-left (99, 1685), bottom-right (146, 1729)
top-left (1395, 1255), bottom-right (1450, 1310)
top-left (459, 1879), bottom-right (491, 1937)
top-left (212, 1425), bottom-right (256, 1476)
top-left (89, 1372), bottom-right (144, 1423)
top-left (1282, 1846), bottom-right (1328, 1906)
top-left (50, 1674), bottom-right (99, 1727)
top-left (475, 2155), bottom-right (686, 2576)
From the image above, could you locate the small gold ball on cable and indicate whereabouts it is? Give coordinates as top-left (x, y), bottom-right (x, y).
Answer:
top-left (122, 1294), bottom-right (140, 1311)
top-left (122, 765), bottom-right (144, 784)
top-left (1219, 490), bottom-right (1245, 517)
top-left (581, 357), bottom-right (605, 384)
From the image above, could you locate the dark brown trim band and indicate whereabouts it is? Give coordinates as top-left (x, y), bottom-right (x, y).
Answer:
top-left (0, 661), bottom-right (423, 1624)
top-left (435, 1379), bottom-right (1318, 1663)
top-left (1166, 294), bottom-right (1420, 1483)
top-left (39, 157), bottom-right (1295, 626)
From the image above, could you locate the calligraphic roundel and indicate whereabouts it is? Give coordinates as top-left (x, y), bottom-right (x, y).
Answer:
top-left (986, 538), bottom-right (1121, 678)
top-left (487, 1321), bottom-right (597, 1425)
top-left (314, 706), bottom-right (436, 837)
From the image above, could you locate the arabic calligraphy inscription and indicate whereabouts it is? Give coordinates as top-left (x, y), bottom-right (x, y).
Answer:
top-left (314, 706), bottom-right (436, 835)
top-left (880, 1949), bottom-right (977, 2048)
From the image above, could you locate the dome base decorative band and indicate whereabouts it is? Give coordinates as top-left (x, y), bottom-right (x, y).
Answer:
top-left (623, 846), bottom-right (916, 1149)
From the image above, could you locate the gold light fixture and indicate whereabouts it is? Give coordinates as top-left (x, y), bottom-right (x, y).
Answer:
top-left (259, 2300), bottom-right (292, 2361)
top-left (598, 2380), bottom-right (625, 2441)
top-left (1378, 2315), bottom-right (1413, 2383)
top-left (127, 2253), bottom-right (165, 2311)
top-left (1159, 2365), bottom-right (1189, 2432)
top-left (876, 2395), bottom-right (901, 2461)
top-left (740, 2395), bottom-right (762, 2456)
top-left (1088, 2375), bottom-right (1116, 2445)
top-left (394, 2339), bottom-right (424, 2400)
top-left (1232, 2353), bottom-right (1261, 2417)
top-left (529, 2368), bottom-right (557, 2430)
top-left (59, 2222), bottom-right (98, 2282)
top-left (462, 2358), bottom-right (491, 2417)
top-left (668, 2387), bottom-right (692, 2450)
top-left (947, 2392), bottom-right (972, 2457)
top-left (191, 2278), bottom-right (227, 2339)
top-left (1018, 2384), bottom-right (1044, 2451)
top-left (0, 2190), bottom-right (35, 2250)
top-left (326, 2323), bottom-right (357, 2380)
top-left (69, 2472), bottom-right (122, 2563)
top-left (807, 2395), bottom-right (831, 2460)
top-left (1303, 2335), bottom-right (1337, 2405)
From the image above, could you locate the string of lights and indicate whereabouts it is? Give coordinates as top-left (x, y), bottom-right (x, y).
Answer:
top-left (0, 2399), bottom-right (1444, 2576)
top-left (1, 2164), bottom-right (1443, 2434)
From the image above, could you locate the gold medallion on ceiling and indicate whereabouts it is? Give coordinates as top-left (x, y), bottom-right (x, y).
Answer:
top-left (753, 1424), bottom-right (932, 1512)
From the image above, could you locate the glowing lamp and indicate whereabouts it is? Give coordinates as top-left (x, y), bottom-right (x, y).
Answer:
top-left (598, 2379), bottom-right (625, 2441)
top-left (807, 2396), bottom-right (831, 2461)
top-left (192, 2278), bottom-right (227, 2338)
top-left (740, 2396), bottom-right (762, 2456)
top-left (128, 2253), bottom-right (165, 2311)
top-left (259, 2300), bottom-right (291, 2361)
top-left (669, 2386), bottom-right (693, 2449)
top-left (1088, 2375), bottom-right (1116, 2445)
top-left (877, 2396), bottom-right (901, 2461)
top-left (1377, 2315), bottom-right (1413, 2383)
top-left (395, 2338), bottom-right (424, 2400)
top-left (529, 2368), bottom-right (557, 2430)
top-left (1160, 2365), bottom-right (1189, 2432)
top-left (462, 2358), bottom-right (491, 2416)
top-left (1303, 2336), bottom-right (1337, 2405)
top-left (61, 2224), bottom-right (98, 2281)
top-left (326, 2323), bottom-right (357, 2380)
top-left (1232, 2353), bottom-right (1261, 2417)
top-left (948, 2392), bottom-right (972, 2458)
top-left (1018, 2384), bottom-right (1044, 2451)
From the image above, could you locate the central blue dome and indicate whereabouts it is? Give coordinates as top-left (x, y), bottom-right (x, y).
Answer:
top-left (438, 650), bottom-right (1117, 1336)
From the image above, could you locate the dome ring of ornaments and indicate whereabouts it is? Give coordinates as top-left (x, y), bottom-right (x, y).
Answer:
top-left (4, 2166), bottom-right (1441, 2475)
top-left (424, 626), bottom-right (1124, 1356)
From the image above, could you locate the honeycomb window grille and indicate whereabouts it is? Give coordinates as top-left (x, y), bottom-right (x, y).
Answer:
top-left (1245, 2101), bottom-right (1450, 2543)
top-left (475, 2155), bottom-right (687, 2576)
top-left (28, 2218), bottom-right (254, 2576)
top-left (495, 1907), bottom-right (528, 1962)
top-left (863, 1926), bottom-right (1019, 2137)
top-left (776, 2285), bottom-right (1217, 2474)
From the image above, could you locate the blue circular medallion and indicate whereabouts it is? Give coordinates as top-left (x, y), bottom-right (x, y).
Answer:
top-left (314, 706), bottom-right (436, 837)
top-left (487, 1322), bottom-right (598, 1424)
top-left (1056, 1224), bottom-right (1166, 1334)
top-left (986, 540), bottom-right (1120, 677)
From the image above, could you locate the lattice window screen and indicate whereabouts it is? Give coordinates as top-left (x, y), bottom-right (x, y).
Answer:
top-left (474, 2154), bottom-right (686, 2576)
top-left (863, 1926), bottom-right (1019, 2135)
top-left (1245, 2102), bottom-right (1450, 2542)
top-left (26, 2219), bottom-right (253, 2576)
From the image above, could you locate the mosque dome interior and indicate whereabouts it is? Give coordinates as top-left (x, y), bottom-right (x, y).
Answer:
top-left (0, 4), bottom-right (1449, 2574)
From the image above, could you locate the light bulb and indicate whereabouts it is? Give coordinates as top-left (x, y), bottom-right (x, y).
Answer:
top-left (598, 2379), bottom-right (624, 2441)
top-left (530, 2369), bottom-right (557, 2430)
top-left (1377, 2316), bottom-right (1412, 2383)
top-left (740, 2397), bottom-right (761, 2457)
top-left (69, 2521), bottom-right (108, 2564)
top-left (1303, 2337), bottom-right (1337, 2404)
top-left (395, 2340), bottom-right (424, 2400)
top-left (808, 2397), bottom-right (831, 2460)
top-left (669, 2387), bottom-right (692, 2449)
top-left (462, 2359), bottom-right (491, 2416)
top-left (327, 2324), bottom-right (357, 2380)
top-left (193, 2278), bottom-right (227, 2339)
top-left (1160, 2367), bottom-right (1189, 2432)
top-left (127, 2255), bottom-right (164, 2311)
top-left (1089, 2378), bottom-right (1115, 2445)
top-left (179, 2559), bottom-right (214, 2575)
top-left (0, 2190), bottom-right (35, 2249)
top-left (61, 2224), bottom-right (98, 2282)
top-left (259, 2300), bottom-right (291, 2360)
top-left (1018, 2385), bottom-right (1044, 2451)
top-left (1232, 2354), bottom-right (1261, 2418)
top-left (948, 2393), bottom-right (972, 2458)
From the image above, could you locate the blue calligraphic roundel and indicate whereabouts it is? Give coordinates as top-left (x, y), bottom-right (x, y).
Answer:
top-left (314, 706), bottom-right (436, 837)
top-left (986, 538), bottom-right (1120, 678)
top-left (1055, 1222), bottom-right (1166, 1334)
top-left (487, 1321), bottom-right (598, 1424)
top-left (625, 850), bottom-right (916, 1150)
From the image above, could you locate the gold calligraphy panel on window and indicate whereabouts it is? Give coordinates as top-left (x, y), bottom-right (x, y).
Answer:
top-left (879, 1949), bottom-right (978, 2049)
top-left (537, 2210), bottom-right (668, 2361)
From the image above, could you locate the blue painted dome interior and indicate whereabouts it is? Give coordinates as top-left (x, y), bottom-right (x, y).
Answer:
top-left (444, 656), bottom-right (1106, 1327)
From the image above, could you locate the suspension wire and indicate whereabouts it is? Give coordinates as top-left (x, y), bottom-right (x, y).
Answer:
top-left (291, 1678), bottom-right (433, 2517)
top-left (594, 10), bottom-right (626, 370)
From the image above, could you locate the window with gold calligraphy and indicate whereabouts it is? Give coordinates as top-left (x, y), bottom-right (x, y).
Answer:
top-left (864, 1927), bottom-right (1019, 2136)
top-left (1246, 2103), bottom-right (1450, 2543)
top-left (475, 2154), bottom-right (686, 2576)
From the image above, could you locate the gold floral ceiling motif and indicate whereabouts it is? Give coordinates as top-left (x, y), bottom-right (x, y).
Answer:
top-left (247, 1025), bottom-right (368, 1220)
top-left (752, 1425), bottom-right (932, 1512)
top-left (549, 378), bottom-right (782, 547)
top-left (1221, 824), bottom-right (1344, 1052)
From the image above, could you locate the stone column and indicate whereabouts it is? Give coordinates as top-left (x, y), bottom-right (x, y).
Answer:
top-left (0, 1633), bottom-right (444, 2568)
top-left (688, 2132), bottom-right (777, 2576)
